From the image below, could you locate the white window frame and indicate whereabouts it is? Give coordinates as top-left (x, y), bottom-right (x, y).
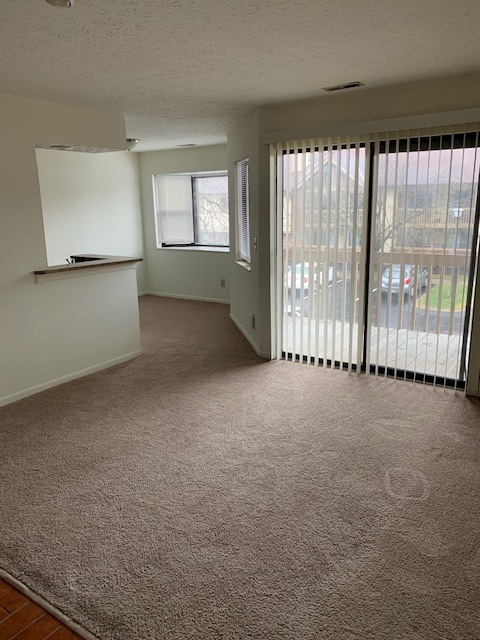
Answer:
top-left (235, 158), bottom-right (251, 267)
top-left (153, 171), bottom-right (229, 250)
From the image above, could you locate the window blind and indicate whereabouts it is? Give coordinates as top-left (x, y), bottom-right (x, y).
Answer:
top-left (275, 138), bottom-right (367, 370)
top-left (236, 158), bottom-right (250, 262)
top-left (366, 131), bottom-right (480, 388)
top-left (273, 126), bottom-right (480, 389)
top-left (155, 175), bottom-right (194, 245)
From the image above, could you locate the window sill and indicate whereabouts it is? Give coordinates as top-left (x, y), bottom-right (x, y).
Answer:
top-left (236, 260), bottom-right (251, 271)
top-left (157, 246), bottom-right (230, 254)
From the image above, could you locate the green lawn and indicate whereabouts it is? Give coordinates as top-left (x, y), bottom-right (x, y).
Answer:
top-left (418, 278), bottom-right (467, 312)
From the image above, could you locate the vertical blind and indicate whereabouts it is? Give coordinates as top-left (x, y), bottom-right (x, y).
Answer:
top-left (275, 138), bottom-right (367, 369)
top-left (274, 127), bottom-right (480, 389)
top-left (366, 132), bottom-right (480, 388)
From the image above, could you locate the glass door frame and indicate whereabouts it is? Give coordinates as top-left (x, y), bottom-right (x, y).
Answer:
top-left (273, 132), bottom-right (480, 390)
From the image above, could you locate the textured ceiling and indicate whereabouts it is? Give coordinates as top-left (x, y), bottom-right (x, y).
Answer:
top-left (0, 0), bottom-right (479, 151)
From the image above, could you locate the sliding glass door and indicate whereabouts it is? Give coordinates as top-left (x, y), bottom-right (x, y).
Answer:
top-left (276, 130), bottom-right (480, 388)
top-left (367, 133), bottom-right (480, 386)
top-left (279, 140), bottom-right (366, 368)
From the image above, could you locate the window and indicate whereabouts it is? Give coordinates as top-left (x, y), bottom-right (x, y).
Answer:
top-left (235, 158), bottom-right (250, 263)
top-left (154, 172), bottom-right (229, 248)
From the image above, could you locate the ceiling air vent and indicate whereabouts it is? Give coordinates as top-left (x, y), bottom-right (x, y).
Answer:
top-left (322, 81), bottom-right (365, 93)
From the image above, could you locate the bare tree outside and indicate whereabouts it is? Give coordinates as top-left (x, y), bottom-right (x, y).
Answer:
top-left (284, 147), bottom-right (476, 254)
top-left (194, 175), bottom-right (229, 246)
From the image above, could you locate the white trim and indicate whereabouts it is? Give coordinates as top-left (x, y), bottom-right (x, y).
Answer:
top-left (0, 350), bottom-right (142, 407)
top-left (269, 143), bottom-right (280, 360)
top-left (235, 259), bottom-right (251, 271)
top-left (153, 171), bottom-right (229, 249)
top-left (466, 237), bottom-right (480, 397)
top-left (0, 569), bottom-right (100, 640)
top-left (465, 377), bottom-right (479, 397)
top-left (143, 291), bottom-right (230, 304)
top-left (230, 312), bottom-right (270, 359)
top-left (155, 245), bottom-right (229, 253)
top-left (261, 108), bottom-right (480, 145)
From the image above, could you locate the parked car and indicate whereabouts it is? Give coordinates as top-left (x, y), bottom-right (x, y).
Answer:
top-left (381, 264), bottom-right (428, 297)
top-left (286, 262), bottom-right (334, 291)
top-left (286, 262), bottom-right (334, 316)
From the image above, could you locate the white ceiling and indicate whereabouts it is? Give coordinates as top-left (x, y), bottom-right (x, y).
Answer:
top-left (1, 0), bottom-right (479, 151)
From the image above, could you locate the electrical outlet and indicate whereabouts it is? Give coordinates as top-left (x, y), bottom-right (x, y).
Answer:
top-left (220, 279), bottom-right (226, 288)
top-left (248, 313), bottom-right (256, 329)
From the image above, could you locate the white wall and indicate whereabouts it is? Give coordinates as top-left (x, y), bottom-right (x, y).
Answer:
top-left (36, 149), bottom-right (146, 292)
top-left (227, 110), bottom-right (270, 357)
top-left (0, 93), bottom-right (142, 406)
top-left (259, 72), bottom-right (480, 140)
top-left (139, 145), bottom-right (230, 303)
top-left (228, 72), bottom-right (480, 392)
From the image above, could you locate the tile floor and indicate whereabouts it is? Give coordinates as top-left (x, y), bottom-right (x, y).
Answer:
top-left (0, 578), bottom-right (83, 640)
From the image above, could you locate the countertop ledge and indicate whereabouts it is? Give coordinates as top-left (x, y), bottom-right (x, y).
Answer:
top-left (34, 254), bottom-right (143, 275)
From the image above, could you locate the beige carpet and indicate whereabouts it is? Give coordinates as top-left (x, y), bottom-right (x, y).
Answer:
top-left (1, 295), bottom-right (480, 639)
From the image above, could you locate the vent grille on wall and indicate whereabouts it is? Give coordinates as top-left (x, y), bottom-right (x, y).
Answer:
top-left (321, 81), bottom-right (365, 92)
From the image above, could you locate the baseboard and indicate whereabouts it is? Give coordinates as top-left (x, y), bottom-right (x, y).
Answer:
top-left (0, 350), bottom-right (143, 408)
top-left (143, 291), bottom-right (230, 305)
top-left (229, 313), bottom-right (270, 359)
top-left (0, 568), bottom-right (99, 640)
